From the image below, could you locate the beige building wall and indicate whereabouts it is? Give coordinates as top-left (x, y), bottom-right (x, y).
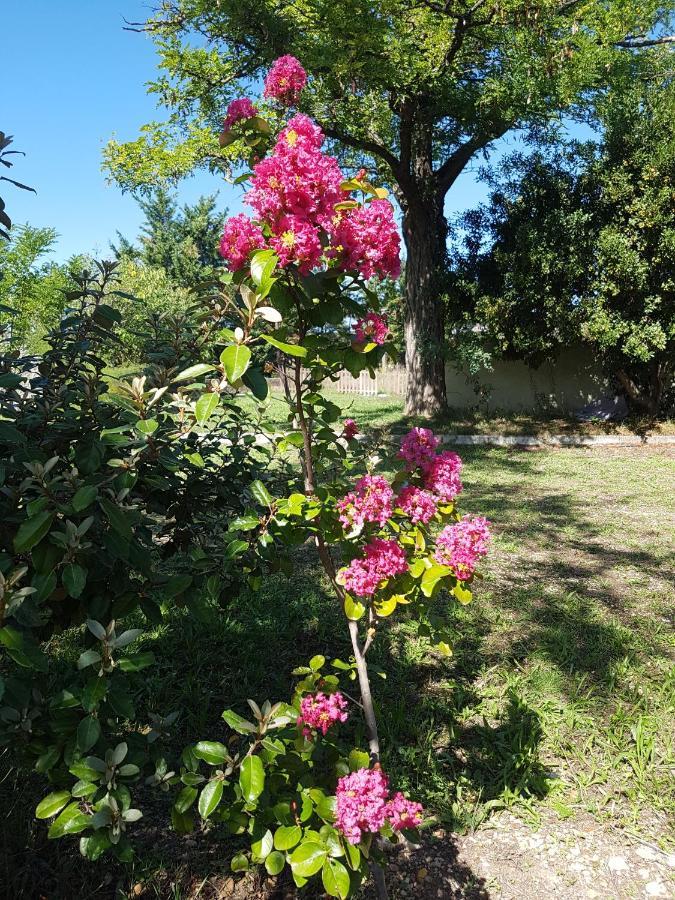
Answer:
top-left (445, 346), bottom-right (614, 414)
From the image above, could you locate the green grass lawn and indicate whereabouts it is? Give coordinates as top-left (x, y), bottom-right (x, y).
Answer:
top-left (103, 367), bottom-right (675, 436)
top-left (201, 386), bottom-right (675, 436)
top-left (3, 443), bottom-right (673, 897)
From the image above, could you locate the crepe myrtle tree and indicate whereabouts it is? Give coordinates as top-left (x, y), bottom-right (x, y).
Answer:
top-left (161, 60), bottom-right (492, 899)
top-left (107, 0), bottom-right (674, 415)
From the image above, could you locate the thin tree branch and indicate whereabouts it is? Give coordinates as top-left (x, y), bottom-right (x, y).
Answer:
top-left (616, 35), bottom-right (675, 48)
top-left (322, 126), bottom-right (402, 174)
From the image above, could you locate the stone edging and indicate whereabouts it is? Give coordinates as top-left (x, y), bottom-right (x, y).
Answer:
top-left (430, 433), bottom-right (675, 448)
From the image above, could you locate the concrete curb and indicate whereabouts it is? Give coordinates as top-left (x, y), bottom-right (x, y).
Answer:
top-left (428, 433), bottom-right (675, 448)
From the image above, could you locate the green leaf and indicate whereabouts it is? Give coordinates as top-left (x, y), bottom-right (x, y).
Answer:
top-left (71, 780), bottom-right (97, 798)
top-left (0, 626), bottom-right (48, 671)
top-left (172, 363), bottom-right (215, 383)
top-left (231, 853), bottom-right (249, 873)
top-left (421, 564), bottom-right (452, 598)
top-left (72, 485), bottom-right (97, 512)
top-left (322, 857), bottom-right (351, 899)
top-left (344, 594), bottom-right (366, 621)
top-left (47, 802), bottom-right (90, 839)
top-left (221, 709), bottom-right (257, 734)
top-left (250, 248), bottom-right (278, 291)
top-left (198, 779), bottom-right (224, 819)
top-left (309, 655), bottom-right (325, 671)
top-left (174, 786), bottom-right (198, 814)
top-left (99, 498), bottom-right (132, 541)
top-left (452, 582), bottom-right (473, 605)
top-left (251, 828), bottom-right (273, 861)
top-left (63, 563), bottom-right (87, 599)
top-left (239, 754), bottom-right (265, 803)
top-left (135, 418), bottom-right (158, 436)
top-left (261, 334), bottom-right (307, 358)
top-left (229, 514), bottom-right (260, 532)
top-left (80, 677), bottom-right (107, 713)
top-left (36, 791), bottom-right (71, 819)
top-left (79, 831), bottom-right (111, 861)
top-left (163, 574), bottom-right (192, 598)
top-left (290, 840), bottom-right (327, 878)
top-left (220, 344), bottom-right (251, 384)
top-left (265, 850), bottom-right (286, 876)
top-left (274, 824), bottom-right (301, 851)
top-left (373, 596), bottom-right (397, 617)
top-left (14, 511), bottom-right (54, 553)
top-left (249, 480), bottom-right (272, 507)
top-left (77, 649), bottom-right (102, 671)
top-left (193, 741), bottom-right (228, 765)
top-left (195, 392), bottom-right (220, 425)
top-left (117, 651), bottom-right (154, 672)
top-left (77, 715), bottom-right (101, 752)
top-left (348, 749), bottom-right (370, 772)
top-left (242, 366), bottom-right (269, 400)
top-left (35, 746), bottom-right (61, 774)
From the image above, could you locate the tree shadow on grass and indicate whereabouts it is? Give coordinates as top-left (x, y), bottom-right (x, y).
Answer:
top-left (4, 445), bottom-right (673, 897)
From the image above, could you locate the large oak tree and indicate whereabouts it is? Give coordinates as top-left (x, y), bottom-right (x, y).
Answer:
top-left (105, 0), bottom-right (673, 414)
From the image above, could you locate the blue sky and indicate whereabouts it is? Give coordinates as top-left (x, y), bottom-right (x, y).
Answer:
top-left (4, 2), bottom-right (582, 264)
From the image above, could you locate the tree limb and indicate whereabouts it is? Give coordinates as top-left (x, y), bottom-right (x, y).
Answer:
top-left (322, 125), bottom-right (402, 174)
top-left (616, 35), bottom-right (675, 48)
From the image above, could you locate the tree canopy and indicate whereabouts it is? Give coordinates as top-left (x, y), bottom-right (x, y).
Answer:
top-left (112, 187), bottom-right (226, 288)
top-left (104, 0), bottom-right (674, 414)
top-left (455, 52), bottom-right (675, 414)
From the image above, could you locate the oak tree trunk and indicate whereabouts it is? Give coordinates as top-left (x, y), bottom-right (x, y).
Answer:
top-left (402, 192), bottom-right (449, 417)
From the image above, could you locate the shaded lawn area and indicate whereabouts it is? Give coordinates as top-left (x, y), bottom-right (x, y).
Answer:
top-left (102, 369), bottom-right (675, 436)
top-left (228, 388), bottom-right (675, 437)
top-left (2, 446), bottom-right (674, 897)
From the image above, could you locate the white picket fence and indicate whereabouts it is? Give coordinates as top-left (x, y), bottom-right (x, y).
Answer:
top-left (333, 366), bottom-right (407, 397)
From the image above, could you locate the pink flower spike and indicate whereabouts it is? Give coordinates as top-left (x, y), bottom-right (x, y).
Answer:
top-left (341, 538), bottom-right (408, 598)
top-left (270, 214), bottom-right (323, 274)
top-left (398, 427), bottom-right (440, 471)
top-left (278, 113), bottom-right (324, 151)
top-left (385, 792), bottom-right (424, 831)
top-left (219, 214), bottom-right (267, 271)
top-left (423, 450), bottom-right (463, 503)
top-left (397, 486), bottom-right (437, 525)
top-left (354, 312), bottom-right (389, 346)
top-left (298, 691), bottom-right (348, 736)
top-left (336, 474), bottom-right (394, 531)
top-left (223, 98), bottom-right (258, 132)
top-left (343, 419), bottom-right (359, 440)
top-left (336, 767), bottom-right (390, 845)
top-left (333, 199), bottom-right (401, 280)
top-left (433, 515), bottom-right (491, 581)
top-left (263, 55), bottom-right (307, 106)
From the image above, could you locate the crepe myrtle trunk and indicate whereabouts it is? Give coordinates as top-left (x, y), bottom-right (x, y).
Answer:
top-left (401, 186), bottom-right (449, 417)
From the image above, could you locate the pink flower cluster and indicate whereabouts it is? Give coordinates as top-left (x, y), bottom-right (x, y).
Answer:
top-left (269, 213), bottom-right (323, 274)
top-left (219, 59), bottom-right (401, 281)
top-left (397, 486), bottom-right (437, 525)
top-left (337, 474), bottom-right (393, 531)
top-left (298, 691), bottom-right (348, 737)
top-left (334, 199), bottom-right (401, 280)
top-left (398, 427), bottom-right (440, 470)
top-left (341, 538), bottom-right (408, 598)
top-left (263, 55), bottom-right (307, 106)
top-left (219, 213), bottom-right (266, 271)
top-left (354, 312), bottom-right (389, 346)
top-left (246, 117), bottom-right (343, 232)
top-left (343, 419), bottom-right (359, 440)
top-left (223, 97), bottom-right (258, 132)
top-left (422, 451), bottom-right (463, 503)
top-left (336, 767), bottom-right (423, 845)
top-left (434, 515), bottom-right (491, 580)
